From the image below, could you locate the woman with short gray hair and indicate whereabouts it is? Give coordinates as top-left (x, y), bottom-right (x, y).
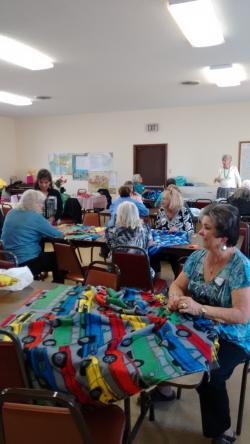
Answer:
top-left (214, 154), bottom-right (241, 199)
top-left (105, 201), bottom-right (153, 252)
top-left (17, 189), bottom-right (46, 211)
top-left (1, 189), bottom-right (64, 282)
top-left (132, 173), bottom-right (145, 195)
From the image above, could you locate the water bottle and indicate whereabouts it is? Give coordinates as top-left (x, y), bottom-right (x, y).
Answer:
top-left (45, 196), bottom-right (57, 219)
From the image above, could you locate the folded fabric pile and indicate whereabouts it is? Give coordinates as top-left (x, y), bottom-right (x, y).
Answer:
top-left (149, 229), bottom-right (190, 255)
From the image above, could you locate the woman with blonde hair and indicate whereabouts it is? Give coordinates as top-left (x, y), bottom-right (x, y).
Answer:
top-left (155, 185), bottom-right (194, 233)
top-left (151, 185), bottom-right (194, 278)
top-left (105, 201), bottom-right (153, 251)
top-left (1, 189), bottom-right (64, 282)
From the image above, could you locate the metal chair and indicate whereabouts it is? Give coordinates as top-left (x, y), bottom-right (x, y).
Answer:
top-left (112, 245), bottom-right (154, 292)
top-left (0, 250), bottom-right (18, 269)
top-left (165, 371), bottom-right (205, 400)
top-left (137, 372), bottom-right (205, 427)
top-left (0, 387), bottom-right (126, 444)
top-left (0, 329), bottom-right (31, 391)
top-left (85, 261), bottom-right (120, 290)
top-left (236, 359), bottom-right (250, 436)
top-left (53, 242), bottom-right (86, 284)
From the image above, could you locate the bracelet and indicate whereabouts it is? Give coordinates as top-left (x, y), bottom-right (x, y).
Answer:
top-left (200, 305), bottom-right (207, 318)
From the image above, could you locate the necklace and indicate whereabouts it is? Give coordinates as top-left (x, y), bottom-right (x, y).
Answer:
top-left (205, 249), bottom-right (234, 279)
top-left (223, 168), bottom-right (230, 179)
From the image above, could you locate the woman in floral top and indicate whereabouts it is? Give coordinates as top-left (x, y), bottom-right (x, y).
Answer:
top-left (151, 186), bottom-right (194, 277)
top-left (168, 204), bottom-right (250, 444)
top-left (155, 185), bottom-right (194, 234)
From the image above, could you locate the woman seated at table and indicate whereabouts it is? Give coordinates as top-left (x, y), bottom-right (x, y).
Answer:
top-left (34, 168), bottom-right (63, 223)
top-left (108, 185), bottom-right (149, 227)
top-left (97, 188), bottom-right (112, 209)
top-left (1, 189), bottom-right (64, 282)
top-left (124, 180), bottom-right (143, 203)
top-left (132, 173), bottom-right (145, 195)
top-left (151, 185), bottom-right (194, 278)
top-left (105, 201), bottom-right (153, 257)
top-left (167, 203), bottom-right (250, 444)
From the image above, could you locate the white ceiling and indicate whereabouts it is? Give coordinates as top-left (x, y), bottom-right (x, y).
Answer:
top-left (0, 0), bottom-right (250, 117)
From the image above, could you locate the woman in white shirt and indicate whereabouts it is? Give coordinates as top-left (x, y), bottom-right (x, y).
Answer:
top-left (214, 154), bottom-right (241, 199)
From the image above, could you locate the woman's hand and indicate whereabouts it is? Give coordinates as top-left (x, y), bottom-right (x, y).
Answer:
top-left (168, 271), bottom-right (189, 312)
top-left (214, 176), bottom-right (221, 184)
top-left (48, 216), bottom-right (55, 225)
top-left (168, 294), bottom-right (181, 311)
top-left (177, 296), bottom-right (202, 316)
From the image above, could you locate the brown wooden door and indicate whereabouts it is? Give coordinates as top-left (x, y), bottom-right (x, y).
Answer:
top-left (133, 144), bottom-right (167, 186)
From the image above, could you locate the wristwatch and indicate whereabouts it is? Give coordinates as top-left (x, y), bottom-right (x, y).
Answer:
top-left (200, 305), bottom-right (207, 318)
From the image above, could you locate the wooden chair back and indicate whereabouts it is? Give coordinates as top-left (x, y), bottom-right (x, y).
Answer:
top-left (82, 211), bottom-right (100, 227)
top-left (85, 261), bottom-right (120, 290)
top-left (0, 388), bottom-right (125, 444)
top-left (1, 204), bottom-right (12, 217)
top-left (112, 246), bottom-right (154, 292)
top-left (193, 199), bottom-right (212, 209)
top-left (53, 242), bottom-right (85, 283)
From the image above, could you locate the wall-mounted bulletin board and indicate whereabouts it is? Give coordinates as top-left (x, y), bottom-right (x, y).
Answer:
top-left (48, 152), bottom-right (117, 194)
top-left (238, 141), bottom-right (250, 180)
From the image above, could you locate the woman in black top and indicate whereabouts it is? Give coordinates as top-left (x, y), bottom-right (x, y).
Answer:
top-left (34, 169), bottom-right (63, 223)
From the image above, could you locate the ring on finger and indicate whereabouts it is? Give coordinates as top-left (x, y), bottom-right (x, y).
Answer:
top-left (181, 302), bottom-right (188, 309)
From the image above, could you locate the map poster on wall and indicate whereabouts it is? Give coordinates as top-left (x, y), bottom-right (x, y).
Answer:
top-left (72, 154), bottom-right (89, 179)
top-left (49, 153), bottom-right (72, 175)
top-left (88, 152), bottom-right (113, 171)
top-left (108, 171), bottom-right (118, 194)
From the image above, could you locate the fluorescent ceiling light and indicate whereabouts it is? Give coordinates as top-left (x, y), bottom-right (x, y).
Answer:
top-left (168, 0), bottom-right (224, 47)
top-left (0, 35), bottom-right (54, 70)
top-left (206, 64), bottom-right (246, 87)
top-left (0, 91), bottom-right (32, 106)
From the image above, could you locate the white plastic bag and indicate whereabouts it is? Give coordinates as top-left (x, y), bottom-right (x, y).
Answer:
top-left (0, 266), bottom-right (33, 291)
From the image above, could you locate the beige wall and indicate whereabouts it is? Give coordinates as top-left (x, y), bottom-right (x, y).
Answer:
top-left (0, 116), bottom-right (16, 183)
top-left (10, 101), bottom-right (250, 188)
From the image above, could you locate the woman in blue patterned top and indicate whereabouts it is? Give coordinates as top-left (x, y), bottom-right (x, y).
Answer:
top-left (168, 204), bottom-right (250, 444)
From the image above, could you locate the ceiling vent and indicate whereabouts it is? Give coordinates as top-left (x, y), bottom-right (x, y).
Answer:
top-left (181, 80), bottom-right (200, 85)
top-left (35, 95), bottom-right (52, 100)
top-left (145, 123), bottom-right (159, 132)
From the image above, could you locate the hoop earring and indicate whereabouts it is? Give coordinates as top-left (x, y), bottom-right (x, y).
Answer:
top-left (221, 244), bottom-right (227, 251)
